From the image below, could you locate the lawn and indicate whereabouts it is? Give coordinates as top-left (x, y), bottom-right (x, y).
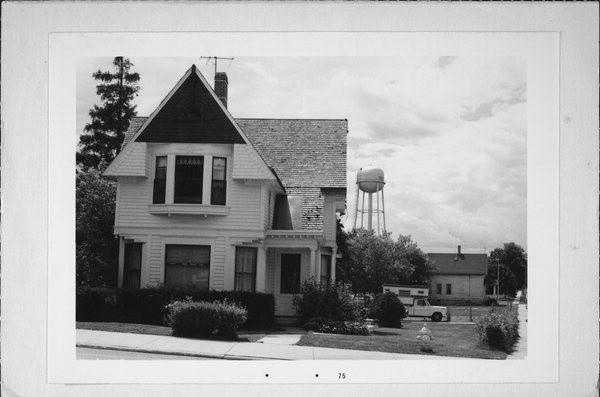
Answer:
top-left (296, 321), bottom-right (508, 359)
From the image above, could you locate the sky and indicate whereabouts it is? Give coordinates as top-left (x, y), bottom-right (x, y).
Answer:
top-left (77, 56), bottom-right (527, 254)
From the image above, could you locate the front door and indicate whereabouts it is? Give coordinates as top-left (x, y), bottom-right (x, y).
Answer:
top-left (280, 253), bottom-right (301, 294)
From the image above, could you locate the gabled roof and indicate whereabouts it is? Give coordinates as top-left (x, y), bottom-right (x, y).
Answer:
top-left (236, 118), bottom-right (348, 189)
top-left (105, 65), bottom-right (275, 180)
top-left (428, 253), bottom-right (488, 275)
top-left (119, 117), bottom-right (348, 192)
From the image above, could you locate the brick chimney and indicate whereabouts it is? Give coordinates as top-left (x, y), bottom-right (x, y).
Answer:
top-left (214, 72), bottom-right (228, 108)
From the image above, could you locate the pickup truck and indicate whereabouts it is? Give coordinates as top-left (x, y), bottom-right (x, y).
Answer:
top-left (400, 297), bottom-right (450, 322)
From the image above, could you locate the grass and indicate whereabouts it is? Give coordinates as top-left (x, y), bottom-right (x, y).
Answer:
top-left (296, 321), bottom-right (508, 359)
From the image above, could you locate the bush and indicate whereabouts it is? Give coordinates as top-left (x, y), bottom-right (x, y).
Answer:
top-left (368, 292), bottom-right (406, 328)
top-left (165, 298), bottom-right (248, 339)
top-left (304, 317), bottom-right (370, 336)
top-left (75, 286), bottom-right (276, 330)
top-left (293, 278), bottom-right (364, 326)
top-left (474, 308), bottom-right (519, 351)
top-left (483, 297), bottom-right (499, 306)
top-left (76, 286), bottom-right (119, 322)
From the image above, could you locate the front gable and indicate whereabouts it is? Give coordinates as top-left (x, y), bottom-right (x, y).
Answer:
top-left (105, 65), bottom-right (276, 181)
top-left (135, 66), bottom-right (245, 144)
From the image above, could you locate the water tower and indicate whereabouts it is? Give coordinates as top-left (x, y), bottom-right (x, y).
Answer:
top-left (353, 166), bottom-right (386, 234)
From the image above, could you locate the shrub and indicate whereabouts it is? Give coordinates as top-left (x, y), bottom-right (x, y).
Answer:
top-left (76, 286), bottom-right (119, 322)
top-left (304, 317), bottom-right (370, 336)
top-left (474, 308), bottom-right (520, 351)
top-left (368, 292), bottom-right (406, 328)
top-left (293, 278), bottom-right (364, 326)
top-left (165, 298), bottom-right (248, 339)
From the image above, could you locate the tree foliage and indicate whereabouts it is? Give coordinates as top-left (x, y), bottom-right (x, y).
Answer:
top-left (339, 228), bottom-right (434, 294)
top-left (76, 163), bottom-right (118, 286)
top-left (484, 242), bottom-right (527, 296)
top-left (77, 57), bottom-right (140, 169)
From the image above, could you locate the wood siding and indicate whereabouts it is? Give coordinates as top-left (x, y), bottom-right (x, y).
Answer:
top-left (430, 274), bottom-right (486, 303)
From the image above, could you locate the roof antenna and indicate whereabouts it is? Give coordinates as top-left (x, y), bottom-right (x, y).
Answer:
top-left (199, 56), bottom-right (235, 75)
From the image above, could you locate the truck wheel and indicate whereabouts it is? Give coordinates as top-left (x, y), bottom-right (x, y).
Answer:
top-left (431, 312), bottom-right (442, 322)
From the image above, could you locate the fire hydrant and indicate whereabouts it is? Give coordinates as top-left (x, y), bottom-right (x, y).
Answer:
top-left (416, 323), bottom-right (433, 352)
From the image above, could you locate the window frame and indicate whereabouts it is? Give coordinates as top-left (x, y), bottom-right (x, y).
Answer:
top-left (210, 156), bottom-right (227, 206)
top-left (174, 155), bottom-right (204, 204)
top-left (234, 247), bottom-right (257, 292)
top-left (123, 242), bottom-right (143, 290)
top-left (152, 156), bottom-right (168, 204)
top-left (164, 244), bottom-right (211, 291)
top-left (446, 283), bottom-right (452, 295)
top-left (436, 283), bottom-right (442, 295)
top-left (320, 255), bottom-right (331, 285)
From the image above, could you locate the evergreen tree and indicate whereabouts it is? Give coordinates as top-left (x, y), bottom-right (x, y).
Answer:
top-left (77, 57), bottom-right (140, 169)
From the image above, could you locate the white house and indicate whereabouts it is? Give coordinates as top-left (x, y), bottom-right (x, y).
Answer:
top-left (428, 247), bottom-right (488, 304)
top-left (103, 65), bottom-right (347, 319)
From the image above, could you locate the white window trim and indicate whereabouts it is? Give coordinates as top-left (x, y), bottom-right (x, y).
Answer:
top-left (160, 237), bottom-right (215, 289)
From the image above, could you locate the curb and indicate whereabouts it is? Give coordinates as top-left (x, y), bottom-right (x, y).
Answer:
top-left (76, 343), bottom-right (279, 360)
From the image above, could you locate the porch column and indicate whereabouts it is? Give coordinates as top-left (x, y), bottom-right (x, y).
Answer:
top-left (331, 247), bottom-right (337, 283)
top-left (117, 237), bottom-right (125, 288)
top-left (309, 246), bottom-right (317, 279)
top-left (255, 245), bottom-right (267, 292)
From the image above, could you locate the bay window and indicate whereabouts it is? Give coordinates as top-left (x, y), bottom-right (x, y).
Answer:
top-left (174, 156), bottom-right (204, 204)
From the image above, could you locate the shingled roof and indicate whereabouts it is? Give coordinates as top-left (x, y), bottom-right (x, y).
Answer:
top-left (121, 116), bottom-right (348, 191)
top-left (236, 118), bottom-right (347, 189)
top-left (428, 253), bottom-right (488, 275)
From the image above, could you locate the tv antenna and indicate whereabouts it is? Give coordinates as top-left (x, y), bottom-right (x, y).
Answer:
top-left (199, 56), bottom-right (234, 75)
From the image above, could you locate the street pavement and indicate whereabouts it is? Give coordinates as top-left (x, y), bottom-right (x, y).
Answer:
top-left (76, 329), bottom-right (463, 360)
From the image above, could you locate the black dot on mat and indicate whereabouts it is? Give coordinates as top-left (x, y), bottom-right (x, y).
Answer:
top-left (265, 374), bottom-right (269, 377)
top-left (315, 374), bottom-right (319, 377)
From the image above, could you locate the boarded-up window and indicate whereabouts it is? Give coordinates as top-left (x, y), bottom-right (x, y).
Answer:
top-left (165, 245), bottom-right (210, 290)
top-left (153, 156), bottom-right (167, 204)
top-left (280, 254), bottom-right (301, 294)
top-left (174, 156), bottom-right (203, 203)
top-left (234, 247), bottom-right (257, 292)
top-left (211, 157), bottom-right (227, 205)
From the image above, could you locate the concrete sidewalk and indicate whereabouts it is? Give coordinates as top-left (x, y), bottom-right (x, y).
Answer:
top-left (506, 299), bottom-right (527, 360)
top-left (77, 329), bottom-right (462, 360)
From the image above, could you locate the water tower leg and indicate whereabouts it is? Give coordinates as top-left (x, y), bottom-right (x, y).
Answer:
top-left (367, 192), bottom-right (373, 231)
top-left (353, 185), bottom-right (359, 230)
top-left (360, 191), bottom-right (365, 228)
top-left (381, 187), bottom-right (386, 232)
top-left (376, 187), bottom-right (380, 235)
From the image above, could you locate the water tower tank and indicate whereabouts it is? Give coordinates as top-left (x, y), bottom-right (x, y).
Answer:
top-left (357, 166), bottom-right (385, 193)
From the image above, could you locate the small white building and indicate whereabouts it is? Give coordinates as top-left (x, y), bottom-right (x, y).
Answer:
top-left (104, 65), bottom-right (347, 320)
top-left (428, 249), bottom-right (488, 304)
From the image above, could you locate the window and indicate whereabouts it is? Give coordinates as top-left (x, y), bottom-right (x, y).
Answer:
top-left (211, 157), bottom-right (227, 205)
top-left (280, 254), bottom-right (301, 294)
top-left (446, 283), bottom-right (452, 295)
top-left (436, 283), bottom-right (442, 295)
top-left (234, 247), bottom-right (257, 292)
top-left (123, 242), bottom-right (142, 289)
top-left (165, 244), bottom-right (210, 290)
top-left (153, 156), bottom-right (167, 204)
top-left (417, 299), bottom-right (426, 306)
top-left (174, 156), bottom-right (203, 203)
top-left (320, 255), bottom-right (331, 285)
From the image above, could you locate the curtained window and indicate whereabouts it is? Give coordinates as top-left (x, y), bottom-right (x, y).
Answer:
top-left (211, 157), bottom-right (227, 205)
top-left (234, 247), bottom-right (257, 292)
top-left (152, 156), bottom-right (167, 204)
top-left (165, 245), bottom-right (210, 290)
top-left (174, 156), bottom-right (203, 203)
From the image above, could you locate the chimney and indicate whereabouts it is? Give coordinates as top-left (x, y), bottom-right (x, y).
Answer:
top-left (214, 72), bottom-right (228, 108)
top-left (457, 245), bottom-right (461, 255)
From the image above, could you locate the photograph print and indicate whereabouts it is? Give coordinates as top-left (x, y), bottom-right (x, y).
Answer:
top-left (75, 55), bottom-right (527, 361)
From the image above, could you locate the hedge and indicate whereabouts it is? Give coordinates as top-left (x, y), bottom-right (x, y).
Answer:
top-left (165, 298), bottom-right (247, 339)
top-left (76, 286), bottom-right (276, 330)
